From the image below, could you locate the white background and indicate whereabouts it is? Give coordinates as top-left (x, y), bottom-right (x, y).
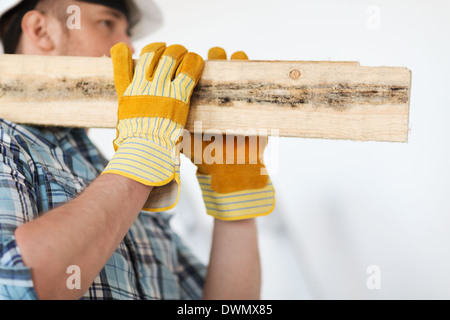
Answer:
top-left (89, 0), bottom-right (450, 299)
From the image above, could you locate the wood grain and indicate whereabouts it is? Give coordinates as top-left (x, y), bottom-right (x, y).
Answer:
top-left (0, 54), bottom-right (411, 142)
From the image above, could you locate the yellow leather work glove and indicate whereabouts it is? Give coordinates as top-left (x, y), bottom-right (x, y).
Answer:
top-left (184, 47), bottom-right (275, 221)
top-left (102, 42), bottom-right (204, 212)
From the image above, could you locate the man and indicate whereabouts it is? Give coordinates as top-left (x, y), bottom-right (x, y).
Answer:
top-left (0, 0), bottom-right (274, 300)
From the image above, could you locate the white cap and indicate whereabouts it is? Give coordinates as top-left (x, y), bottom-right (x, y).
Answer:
top-left (125, 0), bottom-right (163, 41)
top-left (0, 0), bottom-right (21, 19)
top-left (0, 0), bottom-right (163, 52)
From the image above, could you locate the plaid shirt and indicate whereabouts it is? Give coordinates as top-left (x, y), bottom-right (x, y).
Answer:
top-left (0, 119), bottom-right (205, 300)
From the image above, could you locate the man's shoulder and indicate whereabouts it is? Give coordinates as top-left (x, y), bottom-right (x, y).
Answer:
top-left (0, 118), bottom-right (72, 149)
top-left (0, 118), bottom-right (54, 165)
top-left (0, 118), bottom-right (40, 143)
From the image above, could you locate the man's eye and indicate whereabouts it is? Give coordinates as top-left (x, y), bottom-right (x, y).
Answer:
top-left (100, 20), bottom-right (114, 28)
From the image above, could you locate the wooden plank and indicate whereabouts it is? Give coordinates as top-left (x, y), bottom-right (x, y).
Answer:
top-left (0, 54), bottom-right (411, 142)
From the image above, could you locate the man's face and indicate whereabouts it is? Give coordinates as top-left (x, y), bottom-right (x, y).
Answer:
top-left (56, 1), bottom-right (134, 57)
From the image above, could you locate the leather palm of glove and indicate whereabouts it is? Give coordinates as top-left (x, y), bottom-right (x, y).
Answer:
top-left (184, 47), bottom-right (276, 221)
top-left (102, 42), bottom-right (204, 212)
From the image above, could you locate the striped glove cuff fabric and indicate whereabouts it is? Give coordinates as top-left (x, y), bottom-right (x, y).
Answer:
top-left (197, 173), bottom-right (275, 221)
top-left (103, 137), bottom-right (178, 187)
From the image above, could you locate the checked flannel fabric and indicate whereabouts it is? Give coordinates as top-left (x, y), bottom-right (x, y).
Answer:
top-left (0, 119), bottom-right (205, 300)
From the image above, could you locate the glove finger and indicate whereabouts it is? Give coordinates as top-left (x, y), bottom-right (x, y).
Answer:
top-left (149, 44), bottom-right (188, 97)
top-left (126, 42), bottom-right (166, 96)
top-left (111, 42), bottom-right (134, 97)
top-left (208, 47), bottom-right (227, 60)
top-left (230, 51), bottom-right (249, 61)
top-left (141, 42), bottom-right (166, 80)
top-left (172, 52), bottom-right (205, 103)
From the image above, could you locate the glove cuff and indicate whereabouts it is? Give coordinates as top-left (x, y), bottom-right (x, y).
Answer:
top-left (142, 163), bottom-right (181, 212)
top-left (102, 137), bottom-right (179, 187)
top-left (197, 173), bottom-right (275, 221)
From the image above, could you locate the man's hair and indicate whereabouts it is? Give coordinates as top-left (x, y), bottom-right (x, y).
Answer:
top-left (0, 0), bottom-right (71, 53)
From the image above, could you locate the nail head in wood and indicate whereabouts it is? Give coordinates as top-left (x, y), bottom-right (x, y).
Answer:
top-left (289, 69), bottom-right (301, 80)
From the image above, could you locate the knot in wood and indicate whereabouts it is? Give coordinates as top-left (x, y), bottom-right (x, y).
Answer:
top-left (289, 69), bottom-right (301, 80)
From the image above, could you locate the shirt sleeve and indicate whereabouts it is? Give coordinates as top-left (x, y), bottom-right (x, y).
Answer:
top-left (173, 233), bottom-right (206, 300)
top-left (0, 132), bottom-right (39, 300)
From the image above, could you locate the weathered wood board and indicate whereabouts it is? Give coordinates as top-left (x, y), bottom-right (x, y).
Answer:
top-left (0, 54), bottom-right (411, 142)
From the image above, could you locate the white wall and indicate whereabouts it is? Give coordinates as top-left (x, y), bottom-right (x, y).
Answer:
top-left (89, 0), bottom-right (450, 299)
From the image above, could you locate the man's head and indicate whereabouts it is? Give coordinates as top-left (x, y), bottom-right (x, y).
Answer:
top-left (0, 0), bottom-right (138, 57)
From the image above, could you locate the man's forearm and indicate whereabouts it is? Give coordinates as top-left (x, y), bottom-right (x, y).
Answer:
top-left (203, 219), bottom-right (261, 300)
top-left (14, 173), bottom-right (152, 300)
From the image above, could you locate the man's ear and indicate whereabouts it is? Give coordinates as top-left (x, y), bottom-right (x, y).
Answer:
top-left (21, 10), bottom-right (56, 53)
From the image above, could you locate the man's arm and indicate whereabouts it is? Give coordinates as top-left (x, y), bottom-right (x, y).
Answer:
top-left (203, 219), bottom-right (261, 300)
top-left (14, 173), bottom-right (152, 300)
top-left (8, 42), bottom-right (204, 301)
